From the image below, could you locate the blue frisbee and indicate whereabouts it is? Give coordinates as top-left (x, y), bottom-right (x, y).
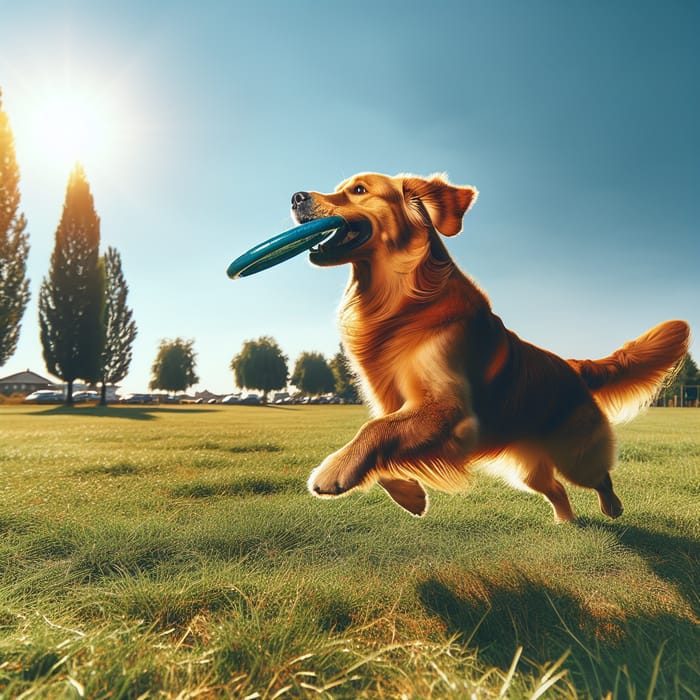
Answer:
top-left (227, 216), bottom-right (347, 279)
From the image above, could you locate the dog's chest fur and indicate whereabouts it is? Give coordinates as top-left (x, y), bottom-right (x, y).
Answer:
top-left (339, 288), bottom-right (470, 417)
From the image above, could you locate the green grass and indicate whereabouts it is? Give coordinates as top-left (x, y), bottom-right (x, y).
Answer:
top-left (0, 404), bottom-right (698, 698)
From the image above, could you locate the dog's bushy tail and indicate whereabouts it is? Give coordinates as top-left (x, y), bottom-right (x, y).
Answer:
top-left (568, 320), bottom-right (690, 424)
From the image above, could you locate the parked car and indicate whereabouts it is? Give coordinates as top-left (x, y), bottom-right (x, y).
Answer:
top-left (221, 394), bottom-right (241, 404)
top-left (239, 393), bottom-right (261, 405)
top-left (24, 390), bottom-right (64, 403)
top-left (119, 393), bottom-right (156, 404)
top-left (73, 390), bottom-right (100, 403)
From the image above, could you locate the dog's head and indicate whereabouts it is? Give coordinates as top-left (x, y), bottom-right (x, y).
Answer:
top-left (291, 173), bottom-right (478, 267)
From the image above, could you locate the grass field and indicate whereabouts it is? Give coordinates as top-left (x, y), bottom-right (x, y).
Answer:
top-left (0, 404), bottom-right (698, 699)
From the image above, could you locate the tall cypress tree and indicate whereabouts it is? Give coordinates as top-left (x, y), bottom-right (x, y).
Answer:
top-left (99, 246), bottom-right (137, 405)
top-left (0, 87), bottom-right (30, 367)
top-left (39, 163), bottom-right (104, 403)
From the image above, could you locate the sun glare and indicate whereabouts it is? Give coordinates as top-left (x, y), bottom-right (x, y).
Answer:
top-left (7, 68), bottom-right (144, 204)
top-left (7, 74), bottom-right (131, 181)
top-left (30, 90), bottom-right (114, 171)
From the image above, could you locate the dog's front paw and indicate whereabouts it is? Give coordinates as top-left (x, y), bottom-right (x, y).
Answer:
top-left (307, 449), bottom-right (370, 498)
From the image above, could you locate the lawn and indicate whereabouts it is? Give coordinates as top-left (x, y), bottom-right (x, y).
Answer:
top-left (0, 404), bottom-right (698, 698)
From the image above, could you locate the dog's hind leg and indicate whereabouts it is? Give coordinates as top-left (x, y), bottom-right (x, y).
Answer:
top-left (544, 403), bottom-right (623, 520)
top-left (593, 473), bottom-right (623, 519)
top-left (522, 458), bottom-right (576, 523)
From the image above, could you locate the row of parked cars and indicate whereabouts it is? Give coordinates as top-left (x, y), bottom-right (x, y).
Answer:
top-left (218, 393), bottom-right (261, 405)
top-left (24, 390), bottom-right (154, 404)
top-left (24, 390), bottom-right (354, 405)
top-left (24, 389), bottom-right (100, 403)
top-left (215, 393), bottom-right (351, 405)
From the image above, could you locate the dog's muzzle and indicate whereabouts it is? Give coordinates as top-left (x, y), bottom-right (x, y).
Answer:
top-left (291, 191), bottom-right (313, 220)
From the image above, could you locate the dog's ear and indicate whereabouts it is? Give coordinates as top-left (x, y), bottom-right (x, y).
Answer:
top-left (402, 174), bottom-right (478, 236)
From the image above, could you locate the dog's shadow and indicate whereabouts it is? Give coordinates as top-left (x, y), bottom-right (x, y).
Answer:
top-left (575, 516), bottom-right (700, 612)
top-left (416, 522), bottom-right (699, 696)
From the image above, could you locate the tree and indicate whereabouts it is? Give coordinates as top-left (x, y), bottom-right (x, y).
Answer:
top-left (230, 336), bottom-right (288, 403)
top-left (291, 351), bottom-right (335, 396)
top-left (329, 344), bottom-right (360, 403)
top-left (661, 352), bottom-right (700, 406)
top-left (0, 87), bottom-right (30, 367)
top-left (150, 338), bottom-right (199, 394)
top-left (99, 247), bottom-right (137, 405)
top-left (39, 163), bottom-right (104, 403)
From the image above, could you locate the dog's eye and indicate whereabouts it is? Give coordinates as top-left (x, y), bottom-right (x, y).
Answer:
top-left (351, 184), bottom-right (367, 195)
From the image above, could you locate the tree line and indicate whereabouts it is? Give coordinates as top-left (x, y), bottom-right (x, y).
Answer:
top-left (658, 353), bottom-right (700, 406)
top-left (150, 336), bottom-right (359, 403)
top-left (231, 337), bottom-right (359, 402)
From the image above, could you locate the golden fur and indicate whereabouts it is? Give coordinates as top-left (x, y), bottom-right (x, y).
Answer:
top-left (291, 173), bottom-right (690, 520)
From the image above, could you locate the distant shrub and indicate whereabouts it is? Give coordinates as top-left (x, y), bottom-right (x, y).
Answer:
top-left (76, 462), bottom-right (141, 477)
top-left (0, 393), bottom-right (26, 405)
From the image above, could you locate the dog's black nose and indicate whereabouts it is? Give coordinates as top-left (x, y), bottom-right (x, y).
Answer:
top-left (291, 191), bottom-right (310, 209)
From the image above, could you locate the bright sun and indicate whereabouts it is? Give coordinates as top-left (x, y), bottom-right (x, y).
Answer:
top-left (7, 66), bottom-right (140, 196)
top-left (30, 90), bottom-right (114, 171)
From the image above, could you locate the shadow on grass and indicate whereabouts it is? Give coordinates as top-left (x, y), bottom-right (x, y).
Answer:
top-left (169, 475), bottom-right (301, 499)
top-left (575, 517), bottom-right (700, 619)
top-left (417, 525), bottom-right (700, 697)
top-left (74, 462), bottom-right (142, 477)
top-left (31, 405), bottom-right (217, 421)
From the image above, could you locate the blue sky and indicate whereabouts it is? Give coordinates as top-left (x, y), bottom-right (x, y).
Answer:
top-left (1, 0), bottom-right (698, 394)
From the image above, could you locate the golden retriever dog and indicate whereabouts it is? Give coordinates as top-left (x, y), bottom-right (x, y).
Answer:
top-left (291, 173), bottom-right (690, 521)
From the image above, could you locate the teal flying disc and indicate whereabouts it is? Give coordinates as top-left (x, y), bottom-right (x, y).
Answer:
top-left (227, 216), bottom-right (347, 279)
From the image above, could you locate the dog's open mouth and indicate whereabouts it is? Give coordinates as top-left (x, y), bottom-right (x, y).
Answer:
top-left (309, 219), bottom-right (372, 264)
